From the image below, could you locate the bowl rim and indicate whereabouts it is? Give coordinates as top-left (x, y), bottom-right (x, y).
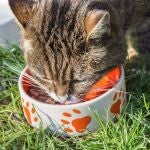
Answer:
top-left (18, 66), bottom-right (125, 108)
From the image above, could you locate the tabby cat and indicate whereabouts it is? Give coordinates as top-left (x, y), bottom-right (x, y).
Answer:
top-left (9, 0), bottom-right (150, 103)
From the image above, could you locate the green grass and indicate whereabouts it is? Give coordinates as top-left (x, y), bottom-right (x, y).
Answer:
top-left (0, 45), bottom-right (150, 150)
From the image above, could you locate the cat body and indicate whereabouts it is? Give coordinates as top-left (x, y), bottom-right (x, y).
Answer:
top-left (9, 0), bottom-right (150, 102)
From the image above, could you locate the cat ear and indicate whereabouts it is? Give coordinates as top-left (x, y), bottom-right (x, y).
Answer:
top-left (85, 11), bottom-right (110, 38)
top-left (9, 0), bottom-right (38, 28)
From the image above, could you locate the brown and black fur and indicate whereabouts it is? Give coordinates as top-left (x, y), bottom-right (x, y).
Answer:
top-left (9, 0), bottom-right (150, 102)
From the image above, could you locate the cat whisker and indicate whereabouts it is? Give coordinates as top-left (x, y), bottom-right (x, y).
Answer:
top-left (21, 80), bottom-right (42, 88)
top-left (22, 73), bottom-right (50, 92)
top-left (21, 83), bottom-right (41, 88)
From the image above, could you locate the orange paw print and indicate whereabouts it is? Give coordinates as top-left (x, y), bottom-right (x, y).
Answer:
top-left (22, 99), bottom-right (39, 125)
top-left (110, 88), bottom-right (126, 115)
top-left (61, 109), bottom-right (91, 133)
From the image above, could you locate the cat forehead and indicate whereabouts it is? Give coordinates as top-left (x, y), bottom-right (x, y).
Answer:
top-left (20, 0), bottom-right (110, 54)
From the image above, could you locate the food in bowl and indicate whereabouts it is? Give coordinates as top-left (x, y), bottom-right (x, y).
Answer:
top-left (84, 66), bottom-right (121, 101)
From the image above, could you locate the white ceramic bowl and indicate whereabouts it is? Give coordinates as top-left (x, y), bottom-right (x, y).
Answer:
top-left (18, 66), bottom-right (126, 137)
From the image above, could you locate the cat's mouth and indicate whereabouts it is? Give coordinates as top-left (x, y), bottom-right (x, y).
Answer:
top-left (47, 92), bottom-right (81, 104)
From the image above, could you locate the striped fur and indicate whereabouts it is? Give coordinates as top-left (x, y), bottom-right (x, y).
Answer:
top-left (9, 0), bottom-right (150, 101)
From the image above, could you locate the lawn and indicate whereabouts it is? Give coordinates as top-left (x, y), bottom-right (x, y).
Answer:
top-left (0, 45), bottom-right (150, 150)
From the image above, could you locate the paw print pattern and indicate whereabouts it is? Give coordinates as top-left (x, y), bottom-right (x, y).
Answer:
top-left (22, 99), bottom-right (39, 125)
top-left (60, 109), bottom-right (92, 133)
top-left (110, 88), bottom-right (126, 115)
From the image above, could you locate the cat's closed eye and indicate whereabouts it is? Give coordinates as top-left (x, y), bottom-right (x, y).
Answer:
top-left (71, 79), bottom-right (85, 84)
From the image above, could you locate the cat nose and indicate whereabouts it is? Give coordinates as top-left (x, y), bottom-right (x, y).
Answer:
top-left (55, 84), bottom-right (69, 97)
top-left (54, 80), bottom-right (70, 102)
top-left (48, 92), bottom-right (69, 103)
top-left (56, 87), bottom-right (68, 97)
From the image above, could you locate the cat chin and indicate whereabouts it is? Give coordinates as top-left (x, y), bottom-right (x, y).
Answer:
top-left (48, 92), bottom-right (79, 104)
top-left (48, 92), bottom-right (67, 103)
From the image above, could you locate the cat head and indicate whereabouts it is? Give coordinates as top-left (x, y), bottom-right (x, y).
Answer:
top-left (9, 0), bottom-right (126, 102)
